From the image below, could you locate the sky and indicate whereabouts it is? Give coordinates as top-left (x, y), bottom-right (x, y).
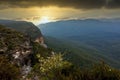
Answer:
top-left (0, 0), bottom-right (120, 25)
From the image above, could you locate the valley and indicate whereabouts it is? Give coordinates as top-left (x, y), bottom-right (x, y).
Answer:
top-left (39, 19), bottom-right (120, 68)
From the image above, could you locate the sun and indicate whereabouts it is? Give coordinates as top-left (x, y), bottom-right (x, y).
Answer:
top-left (39, 16), bottom-right (50, 24)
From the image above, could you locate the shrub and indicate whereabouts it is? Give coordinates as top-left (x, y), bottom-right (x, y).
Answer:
top-left (0, 56), bottom-right (20, 80)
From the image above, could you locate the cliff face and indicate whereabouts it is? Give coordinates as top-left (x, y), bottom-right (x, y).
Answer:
top-left (0, 25), bottom-right (33, 77)
top-left (0, 20), bottom-right (43, 44)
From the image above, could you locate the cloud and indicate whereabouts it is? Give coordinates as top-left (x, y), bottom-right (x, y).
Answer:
top-left (15, 16), bottom-right (41, 21)
top-left (0, 0), bottom-right (120, 10)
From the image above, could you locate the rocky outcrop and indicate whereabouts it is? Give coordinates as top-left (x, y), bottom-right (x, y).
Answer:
top-left (35, 37), bottom-right (47, 48)
top-left (0, 20), bottom-right (48, 79)
top-left (0, 25), bottom-right (33, 79)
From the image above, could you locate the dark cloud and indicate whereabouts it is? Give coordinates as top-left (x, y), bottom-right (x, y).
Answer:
top-left (0, 0), bottom-right (120, 9)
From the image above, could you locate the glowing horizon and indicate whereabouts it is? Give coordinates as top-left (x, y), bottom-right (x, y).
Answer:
top-left (0, 6), bottom-right (120, 25)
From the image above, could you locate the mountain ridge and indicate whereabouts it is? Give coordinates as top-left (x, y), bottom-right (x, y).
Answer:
top-left (0, 20), bottom-right (44, 44)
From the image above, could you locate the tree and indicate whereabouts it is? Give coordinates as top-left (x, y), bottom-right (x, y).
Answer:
top-left (29, 53), bottom-right (71, 80)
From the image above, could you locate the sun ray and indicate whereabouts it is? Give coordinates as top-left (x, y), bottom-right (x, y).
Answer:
top-left (39, 16), bottom-right (50, 24)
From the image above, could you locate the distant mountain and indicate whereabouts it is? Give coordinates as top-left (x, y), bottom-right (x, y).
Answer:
top-left (39, 19), bottom-right (120, 38)
top-left (39, 19), bottom-right (120, 68)
top-left (0, 20), bottom-right (43, 43)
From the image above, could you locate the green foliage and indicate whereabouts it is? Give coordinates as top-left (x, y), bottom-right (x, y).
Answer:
top-left (0, 25), bottom-right (28, 51)
top-left (28, 40), bottom-right (120, 80)
top-left (33, 42), bottom-right (52, 57)
top-left (31, 42), bottom-right (53, 66)
top-left (30, 58), bottom-right (120, 80)
top-left (50, 62), bottom-right (120, 80)
top-left (0, 56), bottom-right (20, 80)
top-left (36, 53), bottom-right (71, 73)
top-left (90, 62), bottom-right (120, 80)
top-left (29, 53), bottom-right (71, 80)
top-left (29, 50), bottom-right (120, 80)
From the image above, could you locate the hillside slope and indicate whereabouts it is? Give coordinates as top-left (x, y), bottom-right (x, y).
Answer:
top-left (44, 36), bottom-right (120, 68)
top-left (39, 19), bottom-right (120, 68)
top-left (0, 20), bottom-right (43, 42)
